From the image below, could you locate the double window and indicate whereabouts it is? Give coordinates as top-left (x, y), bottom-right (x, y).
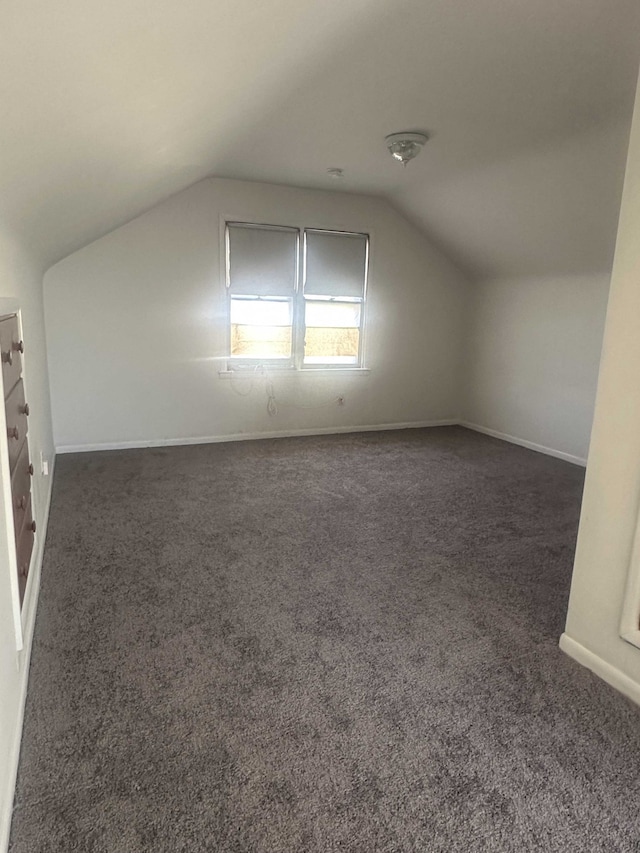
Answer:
top-left (225, 222), bottom-right (368, 369)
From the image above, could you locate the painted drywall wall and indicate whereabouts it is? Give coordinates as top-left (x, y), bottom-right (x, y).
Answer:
top-left (561, 66), bottom-right (640, 704)
top-left (44, 178), bottom-right (469, 452)
top-left (462, 274), bottom-right (610, 463)
top-left (0, 229), bottom-right (55, 851)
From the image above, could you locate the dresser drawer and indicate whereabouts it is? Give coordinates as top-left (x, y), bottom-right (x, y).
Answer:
top-left (16, 500), bottom-right (35, 606)
top-left (5, 379), bottom-right (28, 473)
top-left (0, 315), bottom-right (23, 397)
top-left (11, 440), bottom-right (32, 541)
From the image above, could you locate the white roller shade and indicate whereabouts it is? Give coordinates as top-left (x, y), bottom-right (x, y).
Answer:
top-left (227, 224), bottom-right (298, 296)
top-left (304, 230), bottom-right (368, 298)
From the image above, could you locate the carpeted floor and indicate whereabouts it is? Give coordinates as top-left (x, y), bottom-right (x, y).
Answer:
top-left (10, 426), bottom-right (640, 852)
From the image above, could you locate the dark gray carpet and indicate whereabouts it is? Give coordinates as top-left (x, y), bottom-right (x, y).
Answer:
top-left (10, 426), bottom-right (640, 852)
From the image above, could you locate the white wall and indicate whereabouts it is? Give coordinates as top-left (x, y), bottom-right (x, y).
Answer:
top-left (561, 67), bottom-right (640, 705)
top-left (44, 178), bottom-right (469, 452)
top-left (463, 274), bottom-right (610, 463)
top-left (0, 228), bottom-right (54, 851)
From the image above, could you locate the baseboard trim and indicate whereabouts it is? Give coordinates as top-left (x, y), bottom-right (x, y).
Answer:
top-left (0, 459), bottom-right (56, 853)
top-left (56, 420), bottom-right (588, 465)
top-left (559, 633), bottom-right (640, 707)
top-left (459, 422), bottom-right (587, 467)
top-left (55, 419), bottom-right (460, 454)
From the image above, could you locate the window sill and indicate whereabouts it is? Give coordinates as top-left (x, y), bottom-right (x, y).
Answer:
top-left (218, 367), bottom-right (371, 379)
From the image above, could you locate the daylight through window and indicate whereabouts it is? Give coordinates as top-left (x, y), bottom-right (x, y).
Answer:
top-left (226, 222), bottom-right (368, 369)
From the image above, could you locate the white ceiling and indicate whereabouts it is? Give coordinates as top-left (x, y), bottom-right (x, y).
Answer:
top-left (2, 0), bottom-right (639, 277)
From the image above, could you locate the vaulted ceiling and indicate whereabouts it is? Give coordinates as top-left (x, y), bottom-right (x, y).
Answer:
top-left (2, 0), bottom-right (639, 277)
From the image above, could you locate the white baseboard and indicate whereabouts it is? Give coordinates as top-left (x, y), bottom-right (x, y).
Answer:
top-left (55, 419), bottom-right (459, 454)
top-left (0, 458), bottom-right (56, 853)
top-left (56, 420), bottom-right (588, 466)
top-left (559, 633), bottom-right (640, 707)
top-left (459, 421), bottom-right (587, 467)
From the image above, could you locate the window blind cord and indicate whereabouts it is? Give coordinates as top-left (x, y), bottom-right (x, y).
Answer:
top-left (262, 367), bottom-right (342, 416)
top-left (228, 363), bottom-right (263, 397)
top-left (229, 365), bottom-right (342, 415)
top-left (266, 380), bottom-right (278, 416)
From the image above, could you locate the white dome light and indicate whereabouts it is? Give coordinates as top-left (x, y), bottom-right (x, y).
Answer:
top-left (385, 132), bottom-right (429, 167)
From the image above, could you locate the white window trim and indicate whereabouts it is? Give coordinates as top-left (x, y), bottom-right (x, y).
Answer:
top-left (217, 367), bottom-right (371, 379)
top-left (221, 217), bottom-right (370, 373)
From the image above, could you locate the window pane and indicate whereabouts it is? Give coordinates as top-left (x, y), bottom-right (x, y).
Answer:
top-left (304, 300), bottom-right (361, 328)
top-left (230, 297), bottom-right (292, 360)
top-left (304, 300), bottom-right (360, 365)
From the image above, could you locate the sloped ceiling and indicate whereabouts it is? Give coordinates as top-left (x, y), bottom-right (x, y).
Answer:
top-left (2, 0), bottom-right (639, 277)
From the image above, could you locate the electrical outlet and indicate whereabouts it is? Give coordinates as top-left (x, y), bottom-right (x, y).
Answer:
top-left (40, 450), bottom-right (49, 477)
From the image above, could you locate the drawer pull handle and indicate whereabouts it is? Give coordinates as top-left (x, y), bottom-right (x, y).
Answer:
top-left (29, 520), bottom-right (36, 533)
top-left (12, 341), bottom-right (24, 354)
top-left (20, 403), bottom-right (29, 416)
top-left (2, 350), bottom-right (12, 366)
top-left (28, 463), bottom-right (34, 476)
top-left (7, 426), bottom-right (18, 440)
top-left (16, 496), bottom-right (26, 510)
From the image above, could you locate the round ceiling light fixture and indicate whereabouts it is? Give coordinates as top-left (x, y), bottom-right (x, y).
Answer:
top-left (385, 131), bottom-right (429, 167)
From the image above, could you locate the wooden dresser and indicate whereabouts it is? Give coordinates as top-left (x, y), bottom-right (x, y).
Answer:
top-left (0, 313), bottom-right (35, 605)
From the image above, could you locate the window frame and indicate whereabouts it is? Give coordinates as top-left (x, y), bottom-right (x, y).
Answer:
top-left (224, 220), bottom-right (369, 372)
top-left (225, 221), bottom-right (300, 371)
